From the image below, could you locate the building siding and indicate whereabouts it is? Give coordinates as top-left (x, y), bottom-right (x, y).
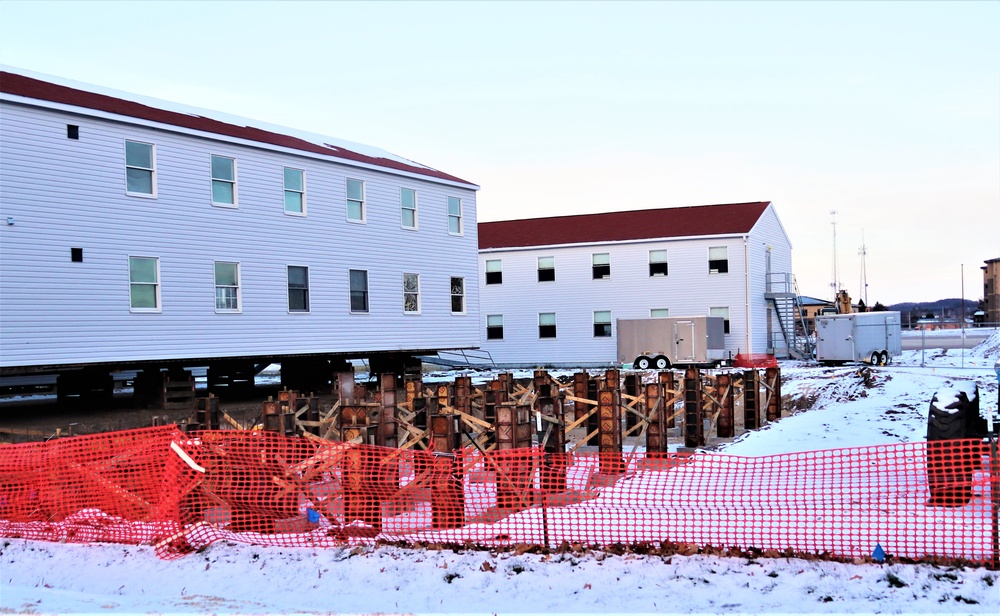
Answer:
top-left (0, 100), bottom-right (480, 368)
top-left (478, 203), bottom-right (793, 367)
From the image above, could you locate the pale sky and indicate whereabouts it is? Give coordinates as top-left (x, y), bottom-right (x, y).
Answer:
top-left (1, 1), bottom-right (997, 305)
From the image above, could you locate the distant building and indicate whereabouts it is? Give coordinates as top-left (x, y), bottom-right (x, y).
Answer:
top-left (983, 258), bottom-right (1000, 325)
top-left (797, 296), bottom-right (836, 334)
top-left (477, 201), bottom-right (807, 368)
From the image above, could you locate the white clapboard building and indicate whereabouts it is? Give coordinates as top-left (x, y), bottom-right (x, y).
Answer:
top-left (0, 66), bottom-right (480, 396)
top-left (478, 202), bottom-right (804, 368)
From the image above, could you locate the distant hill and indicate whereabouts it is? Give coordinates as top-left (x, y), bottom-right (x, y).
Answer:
top-left (886, 298), bottom-right (980, 319)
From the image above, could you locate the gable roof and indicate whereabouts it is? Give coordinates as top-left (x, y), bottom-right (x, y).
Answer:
top-left (478, 201), bottom-right (772, 250)
top-left (0, 67), bottom-right (476, 188)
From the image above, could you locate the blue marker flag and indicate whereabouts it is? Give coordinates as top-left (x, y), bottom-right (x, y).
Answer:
top-left (307, 508), bottom-right (320, 524)
top-left (872, 543), bottom-right (886, 563)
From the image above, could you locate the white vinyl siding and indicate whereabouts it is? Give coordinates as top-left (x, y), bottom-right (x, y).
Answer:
top-left (210, 155), bottom-right (236, 207)
top-left (0, 100), bottom-right (481, 368)
top-left (124, 140), bottom-right (155, 197)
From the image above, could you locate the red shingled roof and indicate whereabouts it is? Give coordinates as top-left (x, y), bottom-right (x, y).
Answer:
top-left (0, 71), bottom-right (474, 187)
top-left (478, 202), bottom-right (772, 249)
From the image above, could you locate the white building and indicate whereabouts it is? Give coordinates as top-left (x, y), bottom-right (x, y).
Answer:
top-left (0, 67), bottom-right (480, 395)
top-left (477, 202), bottom-right (805, 368)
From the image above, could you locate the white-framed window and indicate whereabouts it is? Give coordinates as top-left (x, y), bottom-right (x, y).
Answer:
top-left (349, 269), bottom-right (369, 313)
top-left (284, 167), bottom-right (305, 215)
top-left (347, 178), bottom-right (365, 222)
top-left (287, 265), bottom-right (309, 312)
top-left (593, 310), bottom-right (612, 337)
top-left (403, 272), bottom-right (420, 313)
top-left (448, 196), bottom-right (463, 235)
top-left (709, 246), bottom-right (729, 274)
top-left (485, 259), bottom-right (502, 285)
top-left (711, 306), bottom-right (731, 334)
top-left (129, 256), bottom-right (160, 311)
top-left (537, 256), bottom-right (555, 282)
top-left (650, 308), bottom-right (670, 318)
top-left (486, 314), bottom-right (504, 340)
top-left (649, 250), bottom-right (669, 276)
top-left (125, 140), bottom-right (156, 197)
top-left (401, 187), bottom-right (417, 229)
top-left (450, 277), bottom-right (465, 314)
top-left (211, 155), bottom-right (237, 206)
top-left (539, 312), bottom-right (557, 339)
top-left (592, 253), bottom-right (610, 279)
top-left (214, 261), bottom-right (240, 312)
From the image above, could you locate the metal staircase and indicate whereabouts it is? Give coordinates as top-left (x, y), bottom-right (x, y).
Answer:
top-left (765, 273), bottom-right (814, 360)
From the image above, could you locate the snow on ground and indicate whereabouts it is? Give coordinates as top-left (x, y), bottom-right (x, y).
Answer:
top-left (2, 336), bottom-right (999, 615)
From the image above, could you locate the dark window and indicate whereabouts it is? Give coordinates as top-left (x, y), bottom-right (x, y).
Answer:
top-left (349, 270), bottom-right (368, 312)
top-left (592, 253), bottom-right (610, 279)
top-left (593, 311), bottom-right (612, 337)
top-left (485, 259), bottom-right (502, 285)
top-left (649, 250), bottom-right (668, 276)
top-left (539, 313), bottom-right (557, 338)
top-left (67, 125), bottom-right (79, 139)
top-left (709, 247), bottom-right (729, 274)
top-left (288, 266), bottom-right (309, 312)
top-left (71, 247), bottom-right (83, 262)
top-left (537, 257), bottom-right (555, 282)
top-left (450, 277), bottom-right (465, 313)
top-left (486, 315), bottom-right (504, 340)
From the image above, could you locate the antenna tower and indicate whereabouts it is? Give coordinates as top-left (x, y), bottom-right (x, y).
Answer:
top-left (859, 230), bottom-right (869, 306)
top-left (830, 211), bottom-right (839, 300)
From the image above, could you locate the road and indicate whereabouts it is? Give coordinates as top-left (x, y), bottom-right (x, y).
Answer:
top-left (900, 329), bottom-right (995, 350)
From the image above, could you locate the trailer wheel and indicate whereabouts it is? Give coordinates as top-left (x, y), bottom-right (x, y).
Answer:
top-left (879, 350), bottom-right (889, 366)
top-left (653, 355), bottom-right (670, 370)
top-left (870, 351), bottom-right (881, 366)
top-left (634, 356), bottom-right (652, 370)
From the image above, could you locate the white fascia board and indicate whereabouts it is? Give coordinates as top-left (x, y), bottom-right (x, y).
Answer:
top-left (477, 232), bottom-right (748, 255)
top-left (0, 94), bottom-right (480, 191)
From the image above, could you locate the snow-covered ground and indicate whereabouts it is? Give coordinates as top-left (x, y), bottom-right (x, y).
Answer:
top-left (2, 335), bottom-right (999, 615)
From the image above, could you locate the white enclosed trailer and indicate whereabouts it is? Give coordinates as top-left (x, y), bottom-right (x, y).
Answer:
top-left (815, 311), bottom-right (902, 365)
top-left (616, 316), bottom-right (727, 369)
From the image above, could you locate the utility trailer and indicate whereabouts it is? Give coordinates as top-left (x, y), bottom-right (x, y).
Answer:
top-left (815, 311), bottom-right (902, 365)
top-left (617, 316), bottom-right (727, 370)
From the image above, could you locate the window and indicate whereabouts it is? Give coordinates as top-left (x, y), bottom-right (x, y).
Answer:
top-left (649, 250), bottom-right (669, 276)
top-left (450, 277), bottom-right (465, 314)
top-left (67, 125), bottom-right (79, 139)
top-left (347, 178), bottom-right (365, 221)
top-left (593, 310), bottom-right (612, 337)
top-left (211, 155), bottom-right (236, 206)
top-left (71, 248), bottom-right (83, 262)
top-left (539, 312), bottom-right (557, 338)
top-left (711, 307), bottom-right (731, 334)
top-left (287, 266), bottom-right (309, 312)
top-left (214, 261), bottom-right (240, 311)
top-left (284, 167), bottom-right (305, 214)
top-left (486, 315), bottom-right (504, 340)
top-left (129, 256), bottom-right (160, 311)
top-left (403, 272), bottom-right (420, 313)
top-left (349, 269), bottom-right (369, 313)
top-left (401, 188), bottom-right (417, 229)
top-left (537, 257), bottom-right (555, 282)
top-left (592, 253), bottom-right (610, 279)
top-left (485, 259), bottom-right (502, 285)
top-left (650, 308), bottom-right (670, 318)
top-left (125, 140), bottom-right (155, 196)
top-left (709, 246), bottom-right (729, 274)
top-left (448, 197), bottom-right (463, 234)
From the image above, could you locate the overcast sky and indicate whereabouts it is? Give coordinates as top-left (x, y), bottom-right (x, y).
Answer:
top-left (2, 1), bottom-right (997, 305)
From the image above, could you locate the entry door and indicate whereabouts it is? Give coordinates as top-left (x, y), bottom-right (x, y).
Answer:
top-left (675, 321), bottom-right (696, 362)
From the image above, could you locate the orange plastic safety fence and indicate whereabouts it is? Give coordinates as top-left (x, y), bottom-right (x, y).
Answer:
top-left (1, 426), bottom-right (997, 565)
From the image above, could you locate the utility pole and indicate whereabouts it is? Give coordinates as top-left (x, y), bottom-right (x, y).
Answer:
top-left (830, 211), bottom-right (839, 302)
top-left (859, 230), bottom-right (869, 307)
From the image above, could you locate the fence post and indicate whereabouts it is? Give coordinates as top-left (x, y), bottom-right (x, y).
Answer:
top-left (597, 388), bottom-right (625, 475)
top-left (659, 371), bottom-right (677, 428)
top-left (684, 368), bottom-right (705, 448)
top-left (716, 374), bottom-right (735, 438)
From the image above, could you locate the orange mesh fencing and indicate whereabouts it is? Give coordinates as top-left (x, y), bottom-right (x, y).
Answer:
top-left (1, 426), bottom-right (997, 566)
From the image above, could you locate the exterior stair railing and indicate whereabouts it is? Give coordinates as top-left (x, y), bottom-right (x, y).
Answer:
top-left (765, 273), bottom-right (814, 359)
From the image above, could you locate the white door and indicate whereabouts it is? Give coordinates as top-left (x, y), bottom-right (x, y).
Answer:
top-left (675, 321), bottom-right (696, 362)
